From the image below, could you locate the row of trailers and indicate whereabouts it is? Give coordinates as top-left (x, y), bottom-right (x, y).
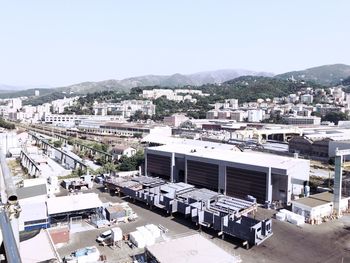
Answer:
top-left (104, 176), bottom-right (273, 246)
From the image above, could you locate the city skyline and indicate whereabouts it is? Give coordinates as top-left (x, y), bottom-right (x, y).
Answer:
top-left (0, 0), bottom-right (349, 87)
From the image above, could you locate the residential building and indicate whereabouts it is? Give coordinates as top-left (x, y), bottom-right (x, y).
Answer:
top-left (110, 145), bottom-right (137, 160)
top-left (247, 109), bottom-right (264, 122)
top-left (93, 100), bottom-right (156, 118)
top-left (283, 116), bottom-right (321, 125)
top-left (163, 114), bottom-right (189, 127)
top-left (300, 94), bottom-right (314, 104)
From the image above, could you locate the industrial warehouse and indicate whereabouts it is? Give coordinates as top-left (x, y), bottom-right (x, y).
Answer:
top-left (145, 144), bottom-right (310, 204)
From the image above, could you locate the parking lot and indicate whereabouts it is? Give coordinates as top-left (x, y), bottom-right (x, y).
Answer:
top-left (57, 185), bottom-right (350, 263)
top-left (57, 186), bottom-right (198, 262)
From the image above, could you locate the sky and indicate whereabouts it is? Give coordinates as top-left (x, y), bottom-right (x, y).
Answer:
top-left (0, 0), bottom-right (349, 87)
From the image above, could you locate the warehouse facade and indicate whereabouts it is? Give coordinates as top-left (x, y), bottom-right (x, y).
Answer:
top-left (145, 145), bottom-right (310, 204)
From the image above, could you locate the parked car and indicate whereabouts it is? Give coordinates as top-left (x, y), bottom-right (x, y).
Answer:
top-left (96, 230), bottom-right (112, 243)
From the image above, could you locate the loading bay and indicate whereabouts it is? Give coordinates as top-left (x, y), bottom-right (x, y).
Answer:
top-left (57, 185), bottom-right (350, 263)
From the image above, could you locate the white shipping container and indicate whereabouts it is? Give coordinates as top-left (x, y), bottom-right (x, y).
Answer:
top-left (145, 224), bottom-right (161, 239)
top-left (136, 226), bottom-right (155, 246)
top-left (111, 227), bottom-right (123, 242)
top-left (280, 209), bottom-right (305, 225)
top-left (276, 212), bottom-right (286, 221)
top-left (130, 231), bottom-right (146, 248)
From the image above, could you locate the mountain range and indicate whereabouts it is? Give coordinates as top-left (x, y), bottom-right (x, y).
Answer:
top-left (276, 64), bottom-right (350, 86)
top-left (53, 69), bottom-right (273, 94)
top-left (1, 64), bottom-right (350, 99)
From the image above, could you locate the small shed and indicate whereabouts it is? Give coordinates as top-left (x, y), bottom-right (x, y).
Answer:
top-left (292, 192), bottom-right (350, 223)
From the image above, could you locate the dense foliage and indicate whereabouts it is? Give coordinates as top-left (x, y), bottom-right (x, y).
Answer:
top-left (0, 118), bottom-right (15, 129)
top-left (119, 151), bottom-right (144, 171)
top-left (321, 111), bottom-right (349, 124)
top-left (23, 92), bottom-right (71, 106)
top-left (61, 76), bottom-right (327, 120)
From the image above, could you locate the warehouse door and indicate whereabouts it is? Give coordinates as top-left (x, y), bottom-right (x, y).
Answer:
top-left (147, 154), bottom-right (171, 180)
top-left (187, 160), bottom-right (219, 191)
top-left (226, 167), bottom-right (267, 203)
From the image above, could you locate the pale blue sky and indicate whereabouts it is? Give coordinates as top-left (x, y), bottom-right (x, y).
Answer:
top-left (0, 0), bottom-right (349, 87)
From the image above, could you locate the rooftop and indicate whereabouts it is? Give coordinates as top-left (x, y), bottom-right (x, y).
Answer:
top-left (17, 184), bottom-right (47, 200)
top-left (46, 193), bottom-right (102, 215)
top-left (20, 201), bottom-right (47, 222)
top-left (146, 234), bottom-right (239, 263)
top-left (148, 143), bottom-right (307, 171)
top-left (142, 134), bottom-right (241, 151)
top-left (292, 192), bottom-right (349, 208)
top-left (20, 229), bottom-right (58, 263)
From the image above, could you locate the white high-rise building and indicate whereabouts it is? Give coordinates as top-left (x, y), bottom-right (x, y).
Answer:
top-left (300, 94), bottom-right (314, 104)
top-left (247, 109), bottom-right (264, 122)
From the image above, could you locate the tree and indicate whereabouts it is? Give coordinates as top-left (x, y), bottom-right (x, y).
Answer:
top-left (179, 120), bottom-right (196, 129)
top-left (0, 118), bottom-right (15, 130)
top-left (119, 150), bottom-right (144, 171)
top-left (311, 111), bottom-right (321, 117)
top-left (102, 162), bottom-right (118, 174)
top-left (53, 140), bottom-right (63, 148)
top-left (322, 111), bottom-right (349, 124)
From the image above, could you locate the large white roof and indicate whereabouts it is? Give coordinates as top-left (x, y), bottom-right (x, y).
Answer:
top-left (143, 134), bottom-right (240, 151)
top-left (147, 234), bottom-right (239, 263)
top-left (20, 201), bottom-right (47, 222)
top-left (148, 143), bottom-right (307, 171)
top-left (46, 193), bottom-right (102, 215)
top-left (20, 230), bottom-right (58, 263)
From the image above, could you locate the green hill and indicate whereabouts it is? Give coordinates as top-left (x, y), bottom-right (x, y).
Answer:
top-left (198, 76), bottom-right (323, 102)
top-left (341, 76), bottom-right (350, 86)
top-left (276, 64), bottom-right (350, 86)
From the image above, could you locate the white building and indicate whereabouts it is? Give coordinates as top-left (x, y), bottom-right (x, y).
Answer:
top-left (300, 94), bottom-right (314, 104)
top-left (283, 116), bottom-right (321, 125)
top-left (248, 109), bottom-right (264, 122)
top-left (292, 192), bottom-right (350, 224)
top-left (142, 88), bottom-right (206, 102)
top-left (93, 100), bottom-right (156, 118)
top-left (332, 87), bottom-right (345, 103)
top-left (10, 98), bottom-right (22, 111)
top-left (163, 114), bottom-right (189, 127)
top-left (146, 143), bottom-right (310, 204)
top-left (51, 97), bottom-right (78, 114)
top-left (224, 99), bottom-right (239, 109)
top-left (288, 94), bottom-right (299, 103)
top-left (110, 145), bottom-right (137, 160)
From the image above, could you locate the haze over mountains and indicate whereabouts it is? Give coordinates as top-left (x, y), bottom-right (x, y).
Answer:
top-left (276, 64), bottom-right (350, 86)
top-left (55, 69), bottom-right (273, 94)
top-left (1, 64), bottom-right (350, 99)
